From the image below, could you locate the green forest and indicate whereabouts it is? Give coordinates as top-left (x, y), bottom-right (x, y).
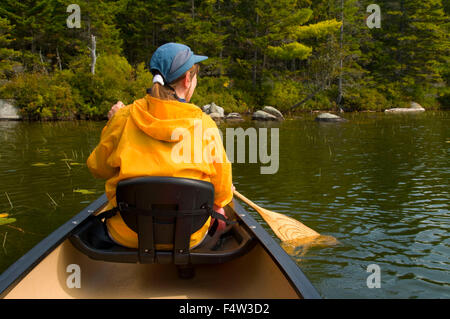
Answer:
top-left (0, 0), bottom-right (448, 120)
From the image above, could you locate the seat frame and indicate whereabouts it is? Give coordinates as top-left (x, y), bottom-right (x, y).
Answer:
top-left (69, 177), bottom-right (255, 271)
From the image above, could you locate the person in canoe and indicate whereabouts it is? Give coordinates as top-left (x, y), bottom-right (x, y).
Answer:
top-left (87, 43), bottom-right (233, 249)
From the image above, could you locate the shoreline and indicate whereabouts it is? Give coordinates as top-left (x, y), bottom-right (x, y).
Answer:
top-left (1, 108), bottom-right (447, 122)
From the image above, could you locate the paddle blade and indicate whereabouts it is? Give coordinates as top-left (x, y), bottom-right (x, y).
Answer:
top-left (283, 235), bottom-right (339, 248)
top-left (281, 235), bottom-right (340, 258)
top-left (232, 190), bottom-right (324, 244)
top-left (257, 207), bottom-right (320, 242)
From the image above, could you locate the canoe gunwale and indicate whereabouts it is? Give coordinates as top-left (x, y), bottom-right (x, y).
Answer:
top-left (0, 194), bottom-right (321, 299)
top-left (0, 194), bottom-right (108, 298)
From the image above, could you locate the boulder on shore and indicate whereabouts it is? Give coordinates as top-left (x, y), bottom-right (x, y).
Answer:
top-left (262, 106), bottom-right (284, 120)
top-left (201, 103), bottom-right (212, 113)
top-left (410, 102), bottom-right (424, 109)
top-left (208, 112), bottom-right (223, 122)
top-left (202, 102), bottom-right (225, 118)
top-left (0, 99), bottom-right (21, 120)
top-left (225, 112), bottom-right (244, 122)
top-left (385, 102), bottom-right (425, 113)
top-left (252, 110), bottom-right (278, 121)
top-left (315, 112), bottom-right (347, 122)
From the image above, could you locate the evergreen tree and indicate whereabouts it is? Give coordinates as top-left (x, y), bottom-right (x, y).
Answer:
top-left (0, 17), bottom-right (20, 78)
top-left (367, 0), bottom-right (449, 102)
top-left (226, 0), bottom-right (341, 89)
top-left (165, 0), bottom-right (229, 74)
top-left (0, 0), bottom-right (56, 71)
top-left (117, 0), bottom-right (169, 65)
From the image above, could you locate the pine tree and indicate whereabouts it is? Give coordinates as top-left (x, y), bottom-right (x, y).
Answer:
top-left (0, 17), bottom-right (20, 78)
top-left (117, 0), bottom-right (169, 65)
top-left (0, 0), bottom-right (55, 70)
top-left (167, 0), bottom-right (229, 75)
top-left (226, 0), bottom-right (342, 88)
top-left (367, 0), bottom-right (449, 102)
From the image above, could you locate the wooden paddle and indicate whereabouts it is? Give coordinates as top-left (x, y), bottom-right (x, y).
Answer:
top-left (233, 190), bottom-right (320, 243)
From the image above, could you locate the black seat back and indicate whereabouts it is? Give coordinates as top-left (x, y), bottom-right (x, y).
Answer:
top-left (116, 176), bottom-right (214, 264)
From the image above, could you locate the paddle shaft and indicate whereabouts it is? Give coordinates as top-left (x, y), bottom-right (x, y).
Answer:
top-left (233, 190), bottom-right (264, 212)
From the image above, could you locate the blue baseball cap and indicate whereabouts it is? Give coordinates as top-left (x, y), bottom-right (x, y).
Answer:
top-left (149, 43), bottom-right (208, 84)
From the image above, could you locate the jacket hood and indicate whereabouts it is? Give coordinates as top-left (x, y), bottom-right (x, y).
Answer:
top-left (130, 95), bottom-right (204, 142)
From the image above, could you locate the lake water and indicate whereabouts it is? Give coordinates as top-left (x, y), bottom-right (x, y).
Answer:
top-left (0, 111), bottom-right (449, 298)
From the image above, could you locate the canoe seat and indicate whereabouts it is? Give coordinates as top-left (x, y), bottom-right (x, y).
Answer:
top-left (69, 177), bottom-right (255, 277)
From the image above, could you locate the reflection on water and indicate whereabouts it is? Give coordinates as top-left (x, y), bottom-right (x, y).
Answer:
top-left (0, 111), bottom-right (449, 298)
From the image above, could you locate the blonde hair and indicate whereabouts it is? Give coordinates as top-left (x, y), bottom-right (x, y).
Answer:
top-left (150, 64), bottom-right (199, 101)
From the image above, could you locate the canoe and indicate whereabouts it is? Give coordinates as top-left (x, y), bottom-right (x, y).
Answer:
top-left (0, 194), bottom-right (320, 299)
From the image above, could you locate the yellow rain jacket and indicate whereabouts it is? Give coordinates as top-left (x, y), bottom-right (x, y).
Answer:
top-left (87, 95), bottom-right (233, 249)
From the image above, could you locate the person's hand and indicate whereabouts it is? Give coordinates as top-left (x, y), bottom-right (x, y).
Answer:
top-left (211, 206), bottom-right (227, 233)
top-left (108, 101), bottom-right (125, 120)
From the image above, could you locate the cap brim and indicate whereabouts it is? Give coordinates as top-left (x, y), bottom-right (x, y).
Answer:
top-left (167, 54), bottom-right (209, 83)
top-left (193, 55), bottom-right (208, 64)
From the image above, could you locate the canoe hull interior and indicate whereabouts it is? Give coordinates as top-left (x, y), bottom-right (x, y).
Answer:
top-left (4, 239), bottom-right (299, 299)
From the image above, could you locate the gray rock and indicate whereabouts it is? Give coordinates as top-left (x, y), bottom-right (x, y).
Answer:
top-left (315, 112), bottom-right (347, 122)
top-left (410, 102), bottom-right (425, 109)
top-left (0, 99), bottom-right (21, 120)
top-left (202, 102), bottom-right (225, 118)
top-left (262, 106), bottom-right (284, 120)
top-left (202, 104), bottom-right (211, 113)
top-left (209, 112), bottom-right (223, 122)
top-left (385, 102), bottom-right (425, 113)
top-left (211, 103), bottom-right (225, 117)
top-left (225, 112), bottom-right (244, 122)
top-left (252, 110), bottom-right (278, 121)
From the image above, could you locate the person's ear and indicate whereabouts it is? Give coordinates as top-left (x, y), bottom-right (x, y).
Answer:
top-left (183, 73), bottom-right (191, 88)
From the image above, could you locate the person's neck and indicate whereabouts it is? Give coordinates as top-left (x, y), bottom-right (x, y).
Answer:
top-left (174, 87), bottom-right (187, 101)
